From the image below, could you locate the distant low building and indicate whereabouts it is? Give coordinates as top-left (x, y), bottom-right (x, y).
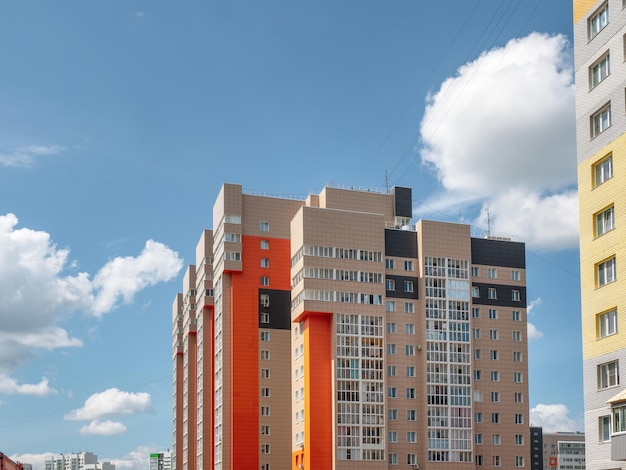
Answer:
top-left (44, 453), bottom-right (114, 470)
top-left (531, 429), bottom-right (585, 470)
top-left (0, 453), bottom-right (26, 470)
top-left (149, 452), bottom-right (171, 470)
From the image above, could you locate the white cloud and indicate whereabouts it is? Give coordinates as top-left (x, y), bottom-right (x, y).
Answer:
top-left (527, 322), bottom-right (544, 341)
top-left (530, 403), bottom-right (580, 432)
top-left (0, 145), bottom-right (62, 168)
top-left (65, 388), bottom-right (152, 421)
top-left (418, 32), bottom-right (577, 250)
top-left (0, 375), bottom-right (57, 396)
top-left (91, 240), bottom-right (183, 316)
top-left (9, 453), bottom-right (52, 470)
top-left (79, 419), bottom-right (127, 436)
top-left (0, 213), bottom-right (183, 388)
top-left (528, 297), bottom-right (543, 315)
top-left (105, 446), bottom-right (157, 470)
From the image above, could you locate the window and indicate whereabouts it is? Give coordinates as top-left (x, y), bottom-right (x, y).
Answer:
top-left (405, 323), bottom-right (415, 334)
top-left (387, 365), bottom-right (397, 377)
top-left (513, 331), bottom-right (522, 342)
top-left (511, 270), bottom-right (520, 281)
top-left (512, 290), bottom-right (521, 301)
top-left (260, 276), bottom-right (270, 286)
top-left (475, 412), bottom-right (483, 423)
top-left (387, 322), bottom-right (397, 333)
top-left (260, 258), bottom-right (270, 268)
top-left (490, 350), bottom-right (499, 360)
top-left (475, 433), bottom-right (483, 445)
top-left (388, 453), bottom-right (398, 465)
top-left (475, 455), bottom-right (483, 466)
top-left (515, 456), bottom-right (525, 467)
top-left (388, 431), bottom-right (397, 443)
top-left (590, 52), bottom-right (610, 88)
top-left (406, 431), bottom-right (416, 443)
top-left (260, 331), bottom-right (270, 341)
top-left (388, 387), bottom-right (397, 398)
top-left (491, 413), bottom-right (500, 424)
top-left (473, 328), bottom-right (481, 339)
top-left (405, 345), bottom-right (415, 356)
top-left (260, 313), bottom-right (270, 323)
top-left (515, 434), bottom-right (524, 445)
top-left (472, 307), bottom-right (480, 318)
top-left (385, 258), bottom-right (395, 269)
top-left (404, 260), bottom-right (414, 271)
top-left (591, 103), bottom-right (611, 138)
top-left (407, 454), bottom-right (417, 465)
top-left (261, 368), bottom-right (270, 379)
top-left (596, 206), bottom-right (615, 237)
top-left (600, 415), bottom-right (611, 441)
top-left (488, 288), bottom-right (497, 299)
top-left (515, 413), bottom-right (524, 424)
top-left (514, 392), bottom-right (524, 403)
top-left (406, 366), bottom-right (416, 377)
top-left (492, 456), bottom-right (501, 467)
top-left (489, 308), bottom-right (498, 319)
top-left (512, 310), bottom-right (521, 321)
top-left (474, 391), bottom-right (483, 402)
top-left (474, 349), bottom-right (481, 360)
top-left (489, 329), bottom-right (499, 340)
top-left (597, 257), bottom-right (616, 286)
top-left (491, 391), bottom-right (500, 402)
top-left (387, 343), bottom-right (397, 355)
top-left (598, 360), bottom-right (619, 389)
top-left (386, 301), bottom-right (396, 312)
top-left (598, 309), bottom-right (618, 338)
top-left (404, 280), bottom-right (414, 292)
top-left (261, 425), bottom-right (270, 435)
top-left (492, 434), bottom-right (501, 445)
top-left (260, 350), bottom-right (270, 360)
top-left (261, 387), bottom-right (270, 397)
top-left (472, 266), bottom-right (479, 276)
top-left (589, 2), bottom-right (609, 40)
top-left (260, 294), bottom-right (270, 308)
top-left (594, 154), bottom-right (613, 186)
top-left (261, 444), bottom-right (270, 454)
top-left (491, 370), bottom-right (500, 381)
top-left (488, 268), bottom-right (497, 279)
top-left (260, 239), bottom-right (269, 249)
top-left (514, 372), bottom-right (523, 383)
top-left (386, 279), bottom-right (396, 291)
top-left (513, 351), bottom-right (522, 362)
top-left (404, 302), bottom-right (415, 313)
top-left (471, 286), bottom-right (480, 298)
top-left (261, 406), bottom-right (270, 416)
top-left (388, 409), bottom-right (397, 420)
top-left (261, 464), bottom-right (270, 470)
top-left (406, 409), bottom-right (416, 421)
top-left (260, 221), bottom-right (269, 232)
top-left (614, 403), bottom-right (626, 433)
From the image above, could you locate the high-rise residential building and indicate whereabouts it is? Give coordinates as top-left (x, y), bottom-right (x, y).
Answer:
top-left (574, 1), bottom-right (626, 469)
top-left (172, 183), bottom-right (529, 470)
top-left (44, 453), bottom-right (113, 470)
top-left (540, 431), bottom-right (586, 470)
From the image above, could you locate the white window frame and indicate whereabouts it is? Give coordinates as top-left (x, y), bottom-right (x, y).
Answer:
top-left (260, 221), bottom-right (270, 232)
top-left (598, 360), bottom-right (619, 389)
top-left (488, 288), bottom-right (497, 299)
top-left (590, 51), bottom-right (610, 89)
top-left (596, 205), bottom-right (615, 237)
top-left (404, 280), bottom-right (414, 292)
top-left (597, 257), bottom-right (616, 286)
top-left (386, 279), bottom-right (396, 291)
top-left (591, 102), bottom-right (612, 138)
top-left (598, 309), bottom-right (618, 338)
top-left (600, 415), bottom-right (611, 442)
top-left (488, 268), bottom-right (497, 279)
top-left (512, 290), bottom-right (521, 301)
top-left (404, 302), bottom-right (415, 313)
top-left (594, 154), bottom-right (613, 186)
top-left (588, 2), bottom-right (609, 40)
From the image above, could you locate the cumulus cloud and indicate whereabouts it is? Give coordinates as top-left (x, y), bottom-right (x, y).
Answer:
top-left (9, 453), bottom-right (52, 470)
top-left (79, 419), bottom-right (127, 436)
top-left (0, 376), bottom-right (56, 396)
top-left (0, 213), bottom-right (183, 390)
top-left (418, 32), bottom-right (577, 250)
top-left (0, 145), bottom-right (62, 168)
top-left (527, 322), bottom-right (544, 341)
top-left (106, 446), bottom-right (157, 470)
top-left (530, 403), bottom-right (580, 432)
top-left (65, 388), bottom-right (152, 421)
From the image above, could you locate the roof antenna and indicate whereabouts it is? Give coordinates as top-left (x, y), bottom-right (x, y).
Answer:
top-left (385, 169), bottom-right (389, 194)
top-left (486, 207), bottom-right (491, 238)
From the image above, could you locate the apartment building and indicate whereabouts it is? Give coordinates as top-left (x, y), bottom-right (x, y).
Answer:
top-left (574, 1), bottom-right (626, 469)
top-left (172, 183), bottom-right (529, 469)
top-left (44, 453), bottom-right (114, 470)
top-left (541, 432), bottom-right (586, 470)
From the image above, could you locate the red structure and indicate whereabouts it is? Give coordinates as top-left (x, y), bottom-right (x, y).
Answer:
top-left (0, 453), bottom-right (24, 470)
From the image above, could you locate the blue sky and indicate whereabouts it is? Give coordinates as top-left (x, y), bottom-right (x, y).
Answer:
top-left (1, 1), bottom-right (580, 468)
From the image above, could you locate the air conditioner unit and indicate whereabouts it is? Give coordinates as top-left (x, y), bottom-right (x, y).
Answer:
top-left (412, 465), bottom-right (420, 470)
